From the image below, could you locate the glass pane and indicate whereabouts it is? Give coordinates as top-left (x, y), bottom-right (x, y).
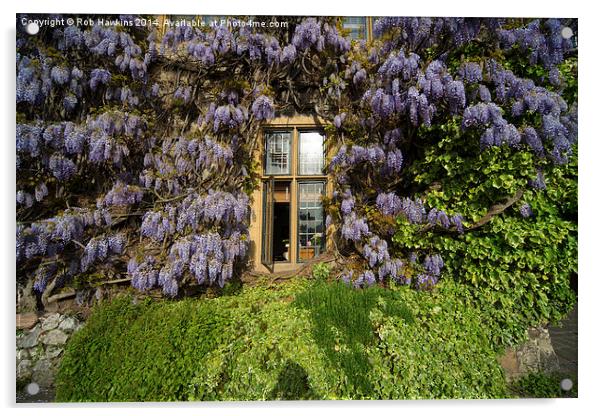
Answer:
top-left (298, 182), bottom-right (325, 261)
top-left (265, 132), bottom-right (291, 175)
top-left (342, 17), bottom-right (368, 40)
top-left (298, 132), bottom-right (324, 175)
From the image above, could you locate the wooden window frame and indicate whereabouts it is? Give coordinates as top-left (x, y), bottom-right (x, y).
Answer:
top-left (261, 126), bottom-right (328, 267)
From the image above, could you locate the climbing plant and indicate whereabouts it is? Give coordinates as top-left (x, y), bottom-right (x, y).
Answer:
top-left (17, 14), bottom-right (577, 325)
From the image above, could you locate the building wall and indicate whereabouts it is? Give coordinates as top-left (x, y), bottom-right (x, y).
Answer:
top-left (157, 15), bottom-right (376, 42)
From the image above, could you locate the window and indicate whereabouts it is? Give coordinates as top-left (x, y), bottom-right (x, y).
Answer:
top-left (342, 17), bottom-right (368, 40)
top-left (298, 182), bottom-right (325, 262)
top-left (298, 131), bottom-right (325, 175)
top-left (264, 131), bottom-right (291, 175)
top-left (260, 128), bottom-right (327, 268)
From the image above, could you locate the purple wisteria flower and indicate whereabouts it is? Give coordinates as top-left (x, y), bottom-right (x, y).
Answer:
top-left (423, 254), bottom-right (444, 276)
top-left (100, 181), bottom-right (143, 207)
top-left (34, 183), bottom-right (48, 202)
top-left (528, 170), bottom-right (547, 190)
top-left (174, 86), bottom-right (192, 104)
top-left (63, 26), bottom-right (84, 49)
top-left (549, 67), bottom-right (562, 86)
top-left (414, 273), bottom-right (438, 290)
top-left (353, 270), bottom-right (376, 288)
top-left (498, 19), bottom-right (573, 69)
top-left (61, 93), bottom-right (78, 112)
top-left (362, 235), bottom-right (391, 268)
top-left (519, 203), bottom-right (533, 218)
top-left (376, 192), bottom-right (403, 216)
top-left (16, 190), bottom-right (33, 208)
top-left (478, 84), bottom-right (492, 102)
top-left (280, 44), bottom-right (297, 64)
top-left (340, 269), bottom-right (353, 285)
top-left (401, 198), bottom-right (425, 224)
top-left (445, 80), bottom-right (466, 113)
top-left (89, 68), bottom-right (111, 90)
top-left (378, 258), bottom-right (405, 282)
top-left (251, 95), bottom-right (275, 120)
top-left (450, 214), bottom-right (464, 234)
top-left (426, 208), bottom-right (452, 228)
top-left (340, 192), bottom-right (355, 215)
top-left (385, 149), bottom-right (404, 174)
top-left (129, 256), bottom-right (159, 292)
top-left (292, 18), bottom-right (322, 51)
top-left (334, 113), bottom-right (346, 129)
top-left (457, 62), bottom-right (482, 83)
top-left (49, 154), bottom-right (76, 181)
top-left (522, 126), bottom-right (544, 157)
top-left (50, 66), bottom-right (70, 85)
top-left (341, 212), bottom-right (370, 242)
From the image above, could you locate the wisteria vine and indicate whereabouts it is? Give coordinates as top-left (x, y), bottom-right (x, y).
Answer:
top-left (16, 14), bottom-right (577, 306)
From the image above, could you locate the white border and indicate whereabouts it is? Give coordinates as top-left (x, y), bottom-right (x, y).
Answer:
top-left (2, 1), bottom-right (598, 415)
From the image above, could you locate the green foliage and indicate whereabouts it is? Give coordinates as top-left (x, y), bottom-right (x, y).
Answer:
top-left (394, 111), bottom-right (577, 348)
top-left (559, 57), bottom-right (578, 105)
top-left (269, 361), bottom-right (317, 400)
top-left (511, 372), bottom-right (577, 398)
top-left (57, 278), bottom-right (510, 401)
top-left (185, 281), bottom-right (333, 401)
top-left (295, 280), bottom-right (413, 396)
top-left (311, 262), bottom-right (331, 281)
top-left (55, 295), bottom-right (231, 401)
top-left (367, 280), bottom-right (509, 399)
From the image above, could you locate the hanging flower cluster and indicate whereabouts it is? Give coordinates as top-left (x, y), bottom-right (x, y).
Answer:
top-left (16, 14), bottom-right (577, 302)
top-left (328, 17), bottom-right (575, 290)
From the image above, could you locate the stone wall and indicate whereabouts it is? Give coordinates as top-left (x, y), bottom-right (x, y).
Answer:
top-left (498, 326), bottom-right (560, 382)
top-left (16, 312), bottom-right (84, 389)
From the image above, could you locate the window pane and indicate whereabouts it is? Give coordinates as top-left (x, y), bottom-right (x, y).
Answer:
top-left (298, 132), bottom-right (324, 175)
top-left (298, 182), bottom-right (324, 261)
top-left (342, 17), bottom-right (368, 40)
top-left (265, 132), bottom-right (291, 175)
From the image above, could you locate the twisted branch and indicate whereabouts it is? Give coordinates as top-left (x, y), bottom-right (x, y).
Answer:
top-left (468, 189), bottom-right (524, 231)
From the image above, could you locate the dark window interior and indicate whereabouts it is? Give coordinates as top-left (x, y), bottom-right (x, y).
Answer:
top-left (273, 202), bottom-right (290, 262)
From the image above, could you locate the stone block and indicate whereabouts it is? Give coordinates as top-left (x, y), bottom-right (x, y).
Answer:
top-left (58, 316), bottom-right (78, 332)
top-left (32, 359), bottom-right (55, 387)
top-left (41, 313), bottom-right (61, 331)
top-left (498, 348), bottom-right (520, 382)
top-left (17, 325), bottom-right (41, 349)
top-left (45, 346), bottom-right (63, 359)
top-left (17, 359), bottom-right (32, 381)
top-left (40, 329), bottom-right (68, 346)
top-left (16, 348), bottom-right (29, 361)
top-left (16, 312), bottom-right (39, 330)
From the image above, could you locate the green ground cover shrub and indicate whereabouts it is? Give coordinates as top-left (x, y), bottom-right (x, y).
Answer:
top-left (55, 295), bottom-right (231, 401)
top-left (57, 276), bottom-right (509, 401)
top-left (395, 145), bottom-right (577, 348)
top-left (294, 280), bottom-right (414, 397)
top-left (367, 280), bottom-right (508, 399)
top-left (511, 372), bottom-right (577, 398)
top-left (383, 46), bottom-right (578, 350)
